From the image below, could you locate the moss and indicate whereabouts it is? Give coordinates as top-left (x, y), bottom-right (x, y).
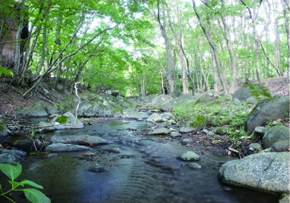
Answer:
top-left (56, 115), bottom-right (68, 124)
top-left (243, 84), bottom-right (272, 99)
top-left (190, 115), bottom-right (208, 128)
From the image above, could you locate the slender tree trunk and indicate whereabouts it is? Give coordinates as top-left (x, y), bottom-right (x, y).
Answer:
top-left (156, 0), bottom-right (174, 95)
top-left (282, 0), bottom-right (290, 68)
top-left (220, 0), bottom-right (237, 93)
top-left (192, 1), bottom-right (227, 93)
top-left (13, 0), bottom-right (26, 79)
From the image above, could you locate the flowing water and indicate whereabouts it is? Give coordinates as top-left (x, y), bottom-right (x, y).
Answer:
top-left (0, 119), bottom-right (279, 203)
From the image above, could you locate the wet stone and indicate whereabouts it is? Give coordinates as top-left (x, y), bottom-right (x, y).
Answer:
top-left (89, 166), bottom-right (109, 173)
top-left (170, 132), bottom-right (182, 138)
top-left (178, 151), bottom-right (200, 161)
top-left (181, 138), bottom-right (192, 145)
top-left (187, 162), bottom-right (202, 169)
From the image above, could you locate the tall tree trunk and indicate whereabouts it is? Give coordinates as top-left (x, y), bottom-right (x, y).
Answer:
top-left (192, 0), bottom-right (228, 94)
top-left (220, 0), bottom-right (237, 94)
top-left (156, 0), bottom-right (174, 95)
top-left (13, 0), bottom-right (26, 79)
top-left (240, 0), bottom-right (263, 83)
top-left (282, 0), bottom-right (290, 68)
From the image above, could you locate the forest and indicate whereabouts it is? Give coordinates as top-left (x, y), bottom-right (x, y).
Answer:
top-left (0, 0), bottom-right (289, 97)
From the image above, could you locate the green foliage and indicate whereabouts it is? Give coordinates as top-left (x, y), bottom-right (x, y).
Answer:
top-left (0, 66), bottom-right (13, 77)
top-left (0, 163), bottom-right (51, 203)
top-left (55, 115), bottom-right (68, 124)
top-left (189, 114), bottom-right (209, 128)
top-left (172, 96), bottom-right (253, 139)
top-left (243, 84), bottom-right (272, 99)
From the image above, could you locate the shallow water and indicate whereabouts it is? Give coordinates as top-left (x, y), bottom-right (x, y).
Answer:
top-left (0, 119), bottom-right (279, 203)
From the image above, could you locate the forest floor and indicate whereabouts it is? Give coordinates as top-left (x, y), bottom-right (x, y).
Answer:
top-left (0, 76), bottom-right (289, 156)
top-left (0, 76), bottom-right (289, 114)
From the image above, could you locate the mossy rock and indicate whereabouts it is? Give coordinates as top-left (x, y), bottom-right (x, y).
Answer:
top-left (233, 84), bottom-right (272, 102)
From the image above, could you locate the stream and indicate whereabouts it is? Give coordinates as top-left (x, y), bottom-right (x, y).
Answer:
top-left (0, 119), bottom-right (279, 203)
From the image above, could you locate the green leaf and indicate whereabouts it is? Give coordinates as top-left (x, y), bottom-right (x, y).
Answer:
top-left (18, 179), bottom-right (44, 189)
top-left (22, 188), bottom-right (51, 203)
top-left (0, 163), bottom-right (22, 181)
top-left (0, 65), bottom-right (13, 77)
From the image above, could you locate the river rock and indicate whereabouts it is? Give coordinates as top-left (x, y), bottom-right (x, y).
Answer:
top-left (233, 84), bottom-right (271, 102)
top-left (151, 94), bottom-right (174, 107)
top-left (122, 108), bottom-right (148, 120)
top-left (218, 152), bottom-right (290, 193)
top-left (245, 95), bottom-right (289, 132)
top-left (160, 112), bottom-right (174, 121)
top-left (178, 151), bottom-right (200, 161)
top-left (170, 132), bottom-right (182, 138)
top-left (270, 140), bottom-right (290, 152)
top-left (52, 112), bottom-right (84, 129)
top-left (147, 113), bottom-right (163, 123)
top-left (14, 102), bottom-right (49, 117)
top-left (148, 128), bottom-right (170, 135)
top-left (187, 162), bottom-right (202, 169)
top-left (51, 134), bottom-right (107, 146)
top-left (0, 153), bottom-right (24, 164)
top-left (45, 143), bottom-right (92, 152)
top-left (249, 143), bottom-right (262, 151)
top-left (0, 149), bottom-right (26, 164)
top-left (181, 138), bottom-right (192, 145)
top-left (254, 126), bottom-right (267, 135)
top-left (279, 193), bottom-right (290, 203)
top-left (179, 127), bottom-right (198, 134)
top-left (262, 126), bottom-right (290, 148)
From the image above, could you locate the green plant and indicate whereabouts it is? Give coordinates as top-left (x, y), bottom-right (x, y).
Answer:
top-left (55, 115), bottom-right (68, 124)
top-left (0, 65), bottom-right (13, 77)
top-left (0, 163), bottom-right (51, 203)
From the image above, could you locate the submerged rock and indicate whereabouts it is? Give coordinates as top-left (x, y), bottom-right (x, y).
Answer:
top-left (187, 162), bottom-right (202, 169)
top-left (0, 149), bottom-right (26, 164)
top-left (45, 143), bottom-right (92, 152)
top-left (51, 134), bottom-right (107, 146)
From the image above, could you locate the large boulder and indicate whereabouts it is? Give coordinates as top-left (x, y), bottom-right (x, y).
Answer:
top-left (262, 126), bottom-right (290, 148)
top-left (14, 102), bottom-right (48, 117)
top-left (245, 96), bottom-right (289, 132)
top-left (38, 112), bottom-right (84, 130)
top-left (151, 94), bottom-right (174, 107)
top-left (218, 152), bottom-right (290, 193)
top-left (59, 93), bottom-right (123, 117)
top-left (233, 84), bottom-right (272, 102)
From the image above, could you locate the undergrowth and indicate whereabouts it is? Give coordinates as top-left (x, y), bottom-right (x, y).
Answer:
top-left (172, 96), bottom-right (254, 139)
